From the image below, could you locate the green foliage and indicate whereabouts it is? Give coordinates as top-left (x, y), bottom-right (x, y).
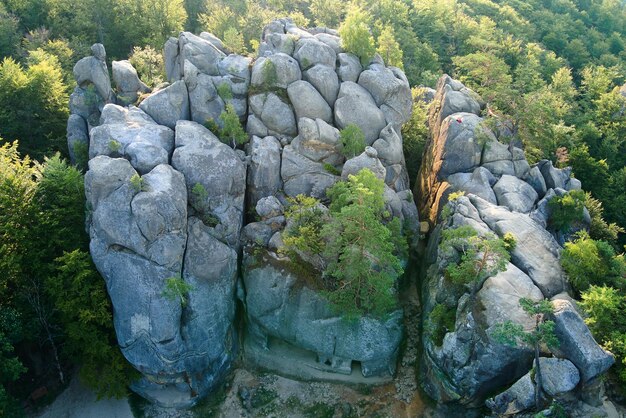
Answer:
top-left (322, 169), bottom-right (406, 318)
top-left (492, 298), bottom-right (559, 350)
top-left (129, 173), bottom-right (146, 192)
top-left (339, 5), bottom-right (376, 65)
top-left (339, 124), bottom-right (366, 159)
top-left (440, 226), bottom-right (510, 292)
top-left (108, 139), bottom-right (121, 153)
top-left (72, 141), bottom-right (89, 170)
top-left (561, 232), bottom-right (626, 292)
top-left (376, 26), bottom-right (403, 68)
top-left (0, 54), bottom-right (69, 160)
top-left (129, 46), bottom-right (165, 87)
top-left (222, 27), bottom-right (246, 54)
top-left (584, 192), bottom-right (624, 246)
top-left (401, 87), bottom-right (430, 186)
top-left (162, 277), bottom-right (194, 307)
top-left (216, 82), bottom-right (233, 101)
top-left (323, 163), bottom-right (340, 176)
top-left (192, 182), bottom-right (209, 202)
top-left (218, 103), bottom-right (248, 148)
top-left (49, 250), bottom-right (138, 398)
top-left (547, 190), bottom-right (586, 232)
top-left (427, 303), bottom-right (456, 346)
top-left (0, 6), bottom-right (20, 58)
top-left (283, 194), bottom-right (326, 256)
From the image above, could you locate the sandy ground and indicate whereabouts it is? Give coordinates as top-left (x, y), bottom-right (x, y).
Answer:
top-left (35, 376), bottom-right (133, 418)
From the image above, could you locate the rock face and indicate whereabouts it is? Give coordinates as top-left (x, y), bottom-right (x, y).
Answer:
top-left (73, 20), bottom-right (418, 408)
top-left (417, 75), bottom-right (604, 408)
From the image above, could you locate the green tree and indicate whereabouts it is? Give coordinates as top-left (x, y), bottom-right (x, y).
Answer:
top-left (128, 46), bottom-right (165, 87)
top-left (338, 5), bottom-right (376, 65)
top-left (283, 194), bottom-right (326, 256)
top-left (376, 26), bottom-right (403, 68)
top-left (310, 0), bottom-right (343, 28)
top-left (222, 27), bottom-right (246, 54)
top-left (339, 124), bottom-right (366, 159)
top-left (322, 169), bottom-right (406, 317)
top-left (218, 103), bottom-right (248, 148)
top-left (492, 298), bottom-right (559, 411)
top-left (0, 5), bottom-right (20, 58)
top-left (402, 87), bottom-right (431, 186)
top-left (547, 190), bottom-right (586, 233)
top-left (162, 277), bottom-right (194, 307)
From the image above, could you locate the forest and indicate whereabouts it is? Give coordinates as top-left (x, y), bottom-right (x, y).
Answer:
top-left (1, 0), bottom-right (626, 415)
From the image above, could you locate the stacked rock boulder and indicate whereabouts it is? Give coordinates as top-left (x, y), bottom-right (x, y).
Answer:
top-left (75, 32), bottom-right (251, 408)
top-left (241, 19), bottom-right (418, 379)
top-left (71, 19), bottom-right (419, 407)
top-left (416, 75), bottom-right (614, 412)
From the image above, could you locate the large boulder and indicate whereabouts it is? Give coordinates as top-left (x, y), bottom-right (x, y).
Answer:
top-left (243, 252), bottom-right (403, 377)
top-left (337, 53), bottom-right (362, 83)
top-left (293, 37), bottom-right (336, 70)
top-left (73, 44), bottom-right (113, 103)
top-left (171, 121), bottom-right (246, 247)
top-left (358, 65), bottom-right (412, 129)
top-left (334, 82), bottom-right (387, 145)
top-left (139, 80), bottom-right (190, 129)
top-left (66, 114), bottom-right (89, 165)
top-left (281, 144), bottom-right (338, 199)
top-left (303, 64), bottom-right (339, 106)
top-left (493, 175), bottom-right (539, 213)
top-left (287, 80), bottom-right (332, 123)
top-left (112, 60), bottom-right (149, 104)
top-left (251, 53), bottom-right (301, 90)
top-left (247, 135), bottom-right (283, 207)
top-left (291, 117), bottom-right (342, 166)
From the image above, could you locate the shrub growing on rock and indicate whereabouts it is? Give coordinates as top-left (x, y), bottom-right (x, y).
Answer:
top-left (339, 124), bottom-right (366, 159)
top-left (547, 189), bottom-right (586, 232)
top-left (219, 103), bottom-right (248, 148)
top-left (338, 5), bottom-right (376, 65)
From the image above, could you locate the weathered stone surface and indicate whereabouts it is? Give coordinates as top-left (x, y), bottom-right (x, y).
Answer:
top-left (335, 82), bottom-right (387, 145)
top-left (287, 80), bottom-right (333, 123)
top-left (293, 37), bottom-right (336, 70)
top-left (526, 166), bottom-right (547, 197)
top-left (179, 32), bottom-right (226, 77)
top-left (337, 53), bottom-right (362, 83)
top-left (493, 175), bottom-right (538, 213)
top-left (551, 300), bottom-right (614, 383)
top-left (281, 144), bottom-right (338, 198)
top-left (139, 80), bottom-right (190, 129)
top-left (199, 32), bottom-right (227, 53)
top-left (251, 54), bottom-right (301, 90)
top-left (538, 357), bottom-right (580, 396)
top-left (112, 60), bottom-right (149, 98)
top-left (486, 373), bottom-right (535, 415)
top-left (372, 124), bottom-right (404, 166)
top-left (243, 252), bottom-right (403, 377)
top-left (89, 104), bottom-right (174, 174)
top-left (73, 45), bottom-right (113, 103)
top-left (358, 66), bottom-right (412, 129)
top-left (342, 148), bottom-right (386, 181)
top-left (315, 33), bottom-right (342, 54)
top-left (259, 93), bottom-right (297, 136)
top-left (258, 32), bottom-right (295, 56)
top-left (447, 167), bottom-right (497, 204)
top-left (538, 160), bottom-right (569, 190)
top-left (247, 135), bottom-right (282, 207)
top-left (470, 195), bottom-right (565, 297)
top-left (171, 121), bottom-right (246, 247)
top-left (303, 64), bottom-right (339, 106)
top-left (291, 118), bottom-right (342, 165)
top-left (256, 196), bottom-right (284, 220)
top-left (184, 60), bottom-right (224, 126)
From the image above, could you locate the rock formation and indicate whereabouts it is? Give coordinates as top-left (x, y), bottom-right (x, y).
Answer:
top-left (68, 19), bottom-right (418, 407)
top-left (416, 75), bottom-right (613, 413)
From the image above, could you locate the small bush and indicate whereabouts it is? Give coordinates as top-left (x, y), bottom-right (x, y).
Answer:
top-left (216, 82), bottom-right (233, 101)
top-left (323, 163), bottom-right (341, 176)
top-left (161, 277), bottom-right (193, 307)
top-left (108, 139), bottom-right (121, 153)
top-left (340, 124), bottom-right (366, 158)
top-left (218, 103), bottom-right (248, 148)
top-left (548, 189), bottom-right (586, 232)
top-left (129, 174), bottom-right (146, 192)
top-left (427, 303), bottom-right (456, 346)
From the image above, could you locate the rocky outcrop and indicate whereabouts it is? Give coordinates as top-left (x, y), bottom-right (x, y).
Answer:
top-left (417, 75), bottom-right (611, 412)
top-left (72, 19), bottom-right (418, 408)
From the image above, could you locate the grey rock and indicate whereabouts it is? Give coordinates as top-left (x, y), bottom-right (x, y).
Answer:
top-left (314, 33), bottom-right (342, 54)
top-left (171, 121), bottom-right (246, 247)
top-left (303, 64), bottom-right (339, 106)
top-left (89, 104), bottom-right (174, 173)
top-left (287, 80), bottom-right (333, 123)
top-left (259, 93), bottom-right (297, 136)
top-left (337, 53), bottom-right (362, 83)
top-left (292, 118), bottom-right (342, 165)
top-left (247, 136), bottom-right (283, 206)
top-left (293, 37), bottom-right (336, 70)
top-left (439, 113), bottom-right (487, 177)
top-left (551, 300), bottom-right (614, 383)
top-left (164, 37), bottom-right (181, 82)
top-left (218, 54), bottom-right (252, 83)
top-left (493, 175), bottom-right (539, 213)
top-left (538, 160), bottom-right (569, 190)
top-left (372, 124), bottom-right (404, 166)
top-left (258, 33), bottom-right (295, 56)
top-left (335, 82), bottom-right (387, 145)
top-left (243, 253), bottom-right (403, 377)
top-left (538, 357), bottom-right (580, 396)
top-left (112, 60), bottom-right (149, 97)
top-left (178, 32), bottom-right (226, 77)
top-left (487, 373), bottom-right (535, 415)
top-left (256, 196), bottom-right (284, 220)
top-left (342, 149), bottom-right (386, 181)
top-left (358, 66), bottom-right (412, 129)
top-left (481, 140), bottom-right (515, 176)
top-left (199, 32), bottom-right (227, 53)
top-left (251, 54), bottom-right (301, 90)
top-left (139, 80), bottom-right (190, 129)
top-left (73, 55), bottom-right (113, 103)
top-left (281, 144), bottom-right (338, 198)
top-left (470, 195), bottom-right (565, 297)
top-left (268, 231), bottom-right (284, 251)
top-left (242, 221), bottom-right (274, 246)
top-left (67, 114), bottom-right (89, 165)
top-left (567, 177), bottom-right (582, 191)
top-left (448, 167), bottom-right (497, 204)
top-left (526, 166), bottom-right (547, 198)
top-left (184, 60), bottom-right (224, 127)
top-left (529, 189), bottom-right (556, 228)
top-left (69, 85), bottom-right (104, 121)
top-left (246, 114), bottom-right (269, 138)
top-left (385, 164), bottom-right (411, 192)
top-left (91, 43), bottom-right (106, 61)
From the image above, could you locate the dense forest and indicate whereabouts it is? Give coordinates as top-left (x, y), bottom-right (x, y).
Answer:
top-left (1, 0), bottom-right (626, 415)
